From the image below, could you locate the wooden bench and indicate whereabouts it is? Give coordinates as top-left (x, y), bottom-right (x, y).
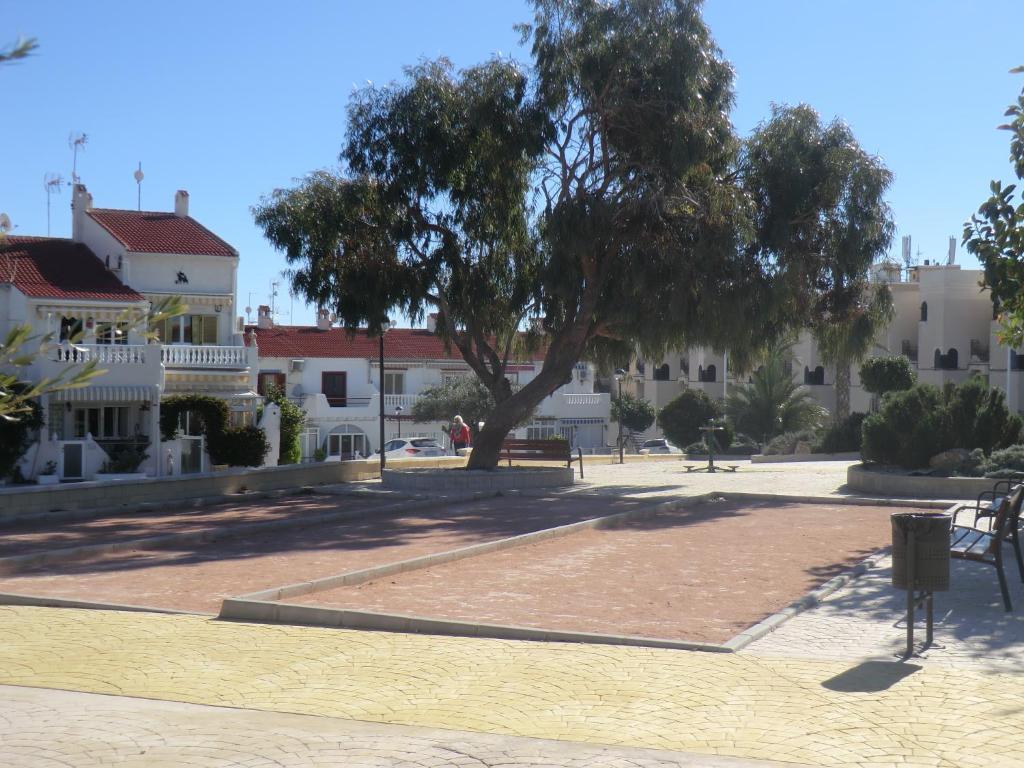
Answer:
top-left (500, 438), bottom-right (584, 479)
top-left (950, 482), bottom-right (1024, 611)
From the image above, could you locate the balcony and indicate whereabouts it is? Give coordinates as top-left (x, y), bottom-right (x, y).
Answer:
top-left (44, 342), bottom-right (162, 388)
top-left (539, 391), bottom-right (610, 418)
top-left (54, 343), bottom-right (150, 365)
top-left (383, 394), bottom-right (419, 411)
top-left (161, 345), bottom-right (252, 369)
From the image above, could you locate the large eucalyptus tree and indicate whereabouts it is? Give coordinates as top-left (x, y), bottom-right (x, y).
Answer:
top-left (255, 0), bottom-right (888, 468)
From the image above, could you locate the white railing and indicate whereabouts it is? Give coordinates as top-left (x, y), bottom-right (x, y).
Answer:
top-left (161, 345), bottom-right (249, 368)
top-left (383, 393), bottom-right (419, 411)
top-left (54, 343), bottom-right (149, 365)
top-left (564, 393), bottom-right (602, 406)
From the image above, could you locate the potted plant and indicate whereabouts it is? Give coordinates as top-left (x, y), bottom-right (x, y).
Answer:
top-left (37, 460), bottom-right (59, 485)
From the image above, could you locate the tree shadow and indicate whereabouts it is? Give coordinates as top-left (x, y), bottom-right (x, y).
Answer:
top-left (822, 660), bottom-right (922, 692)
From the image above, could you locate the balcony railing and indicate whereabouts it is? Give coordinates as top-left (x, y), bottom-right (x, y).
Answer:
top-left (54, 343), bottom-right (149, 365)
top-left (564, 393), bottom-right (602, 405)
top-left (161, 345), bottom-right (249, 368)
top-left (383, 393), bottom-right (419, 410)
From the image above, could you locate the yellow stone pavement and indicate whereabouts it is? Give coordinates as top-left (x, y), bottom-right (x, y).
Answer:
top-left (3, 607), bottom-right (1024, 767)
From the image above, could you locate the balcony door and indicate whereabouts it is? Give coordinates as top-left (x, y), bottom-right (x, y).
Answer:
top-left (322, 372), bottom-right (347, 407)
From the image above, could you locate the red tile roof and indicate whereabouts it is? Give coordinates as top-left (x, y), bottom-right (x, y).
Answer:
top-left (250, 325), bottom-right (541, 363)
top-left (0, 236), bottom-right (144, 301)
top-left (88, 209), bottom-right (237, 257)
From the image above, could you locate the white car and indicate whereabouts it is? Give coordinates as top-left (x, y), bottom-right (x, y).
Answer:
top-left (381, 438), bottom-right (446, 458)
top-left (639, 438), bottom-right (683, 455)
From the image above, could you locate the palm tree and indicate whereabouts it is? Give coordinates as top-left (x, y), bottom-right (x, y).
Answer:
top-left (726, 341), bottom-right (827, 441)
top-left (813, 283), bottom-right (894, 422)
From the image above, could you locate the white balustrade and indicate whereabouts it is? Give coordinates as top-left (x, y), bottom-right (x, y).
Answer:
top-left (54, 344), bottom-right (149, 365)
top-left (161, 345), bottom-right (249, 368)
top-left (564, 393), bottom-right (602, 406)
top-left (383, 393), bottom-right (419, 411)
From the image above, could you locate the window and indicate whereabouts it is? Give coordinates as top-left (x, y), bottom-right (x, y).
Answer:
top-left (257, 372), bottom-right (287, 396)
top-left (96, 322), bottom-right (128, 345)
top-left (328, 432), bottom-right (367, 458)
top-left (920, 302), bottom-right (928, 322)
top-left (383, 372), bottom-right (405, 395)
top-left (73, 406), bottom-right (130, 438)
top-left (322, 371), bottom-right (347, 407)
top-left (59, 316), bottom-right (82, 342)
top-left (158, 315), bottom-right (218, 345)
top-left (653, 363), bottom-right (670, 381)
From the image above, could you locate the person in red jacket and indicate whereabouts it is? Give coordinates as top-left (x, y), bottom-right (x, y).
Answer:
top-left (449, 415), bottom-right (471, 453)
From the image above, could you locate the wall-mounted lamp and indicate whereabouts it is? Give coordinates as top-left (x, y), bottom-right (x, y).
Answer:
top-left (214, 304), bottom-right (223, 313)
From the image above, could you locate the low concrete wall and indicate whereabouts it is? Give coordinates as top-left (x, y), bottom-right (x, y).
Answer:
top-left (383, 466), bottom-right (574, 493)
top-left (846, 464), bottom-right (993, 500)
top-left (752, 452), bottom-right (860, 464)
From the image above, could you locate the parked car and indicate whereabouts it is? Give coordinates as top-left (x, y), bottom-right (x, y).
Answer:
top-left (639, 438), bottom-right (682, 455)
top-left (381, 438), bottom-right (446, 458)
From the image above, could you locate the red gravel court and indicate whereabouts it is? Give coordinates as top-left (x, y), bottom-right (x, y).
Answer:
top-left (291, 499), bottom-right (916, 644)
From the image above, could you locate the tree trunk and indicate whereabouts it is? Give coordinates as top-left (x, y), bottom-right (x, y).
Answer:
top-left (466, 347), bottom-right (582, 470)
top-left (834, 362), bottom-right (851, 422)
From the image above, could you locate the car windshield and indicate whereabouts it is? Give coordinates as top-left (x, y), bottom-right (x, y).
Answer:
top-left (410, 439), bottom-right (442, 448)
top-left (642, 440), bottom-right (666, 447)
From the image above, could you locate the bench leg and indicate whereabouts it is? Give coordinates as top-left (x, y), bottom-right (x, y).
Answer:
top-left (1013, 531), bottom-right (1024, 583)
top-left (997, 558), bottom-right (1013, 611)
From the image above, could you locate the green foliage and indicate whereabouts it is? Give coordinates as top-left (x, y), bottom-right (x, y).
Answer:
top-left (862, 379), bottom-right (1022, 469)
top-left (217, 426), bottom-right (271, 468)
top-left (314, 448), bottom-right (327, 462)
top-left (253, 1), bottom-right (892, 469)
top-left (264, 386), bottom-right (306, 465)
top-left (726, 342), bottom-right (827, 440)
top-left (980, 445), bottom-right (1024, 477)
top-left (859, 356), bottom-right (916, 398)
top-left (0, 394), bottom-right (43, 479)
top-left (0, 36), bottom-right (38, 66)
top-left (763, 429), bottom-right (821, 456)
top-left (100, 443), bottom-right (149, 474)
top-left (658, 389), bottom-right (726, 449)
top-left (964, 66), bottom-right (1024, 347)
top-left (814, 412), bottom-right (866, 454)
top-left (611, 392), bottom-right (655, 436)
top-left (161, 395), bottom-right (268, 467)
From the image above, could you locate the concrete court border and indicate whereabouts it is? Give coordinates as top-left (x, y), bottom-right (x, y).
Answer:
top-left (220, 492), bottom-right (946, 653)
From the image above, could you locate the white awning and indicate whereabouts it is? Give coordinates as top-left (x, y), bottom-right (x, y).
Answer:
top-left (53, 385), bottom-right (159, 403)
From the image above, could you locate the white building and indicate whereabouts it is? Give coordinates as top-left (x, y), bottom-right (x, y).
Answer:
top-left (1, 185), bottom-right (259, 481)
top-left (622, 259), bottom-right (1022, 440)
top-left (249, 311), bottom-right (612, 459)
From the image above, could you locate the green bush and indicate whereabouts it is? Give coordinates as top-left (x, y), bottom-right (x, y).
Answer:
top-left (861, 379), bottom-right (1021, 469)
top-left (859, 356), bottom-right (915, 398)
top-left (217, 426), bottom-right (271, 467)
top-left (979, 445), bottom-right (1024, 477)
top-left (814, 412), bottom-right (866, 454)
top-left (100, 443), bottom-right (149, 473)
top-left (0, 393), bottom-right (43, 479)
top-left (265, 386), bottom-right (306, 465)
top-left (658, 389), bottom-right (727, 448)
top-left (763, 429), bottom-right (819, 455)
top-left (611, 391), bottom-right (656, 435)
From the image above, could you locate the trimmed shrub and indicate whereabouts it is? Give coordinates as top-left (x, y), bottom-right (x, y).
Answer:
top-left (814, 412), bottom-right (866, 454)
top-left (943, 377), bottom-right (1021, 455)
top-left (265, 385), bottom-right (306, 465)
top-left (979, 445), bottom-right (1024, 477)
top-left (218, 426), bottom-right (271, 467)
top-left (859, 356), bottom-right (915, 398)
top-left (658, 389), bottom-right (727, 449)
top-left (161, 394), bottom-right (268, 467)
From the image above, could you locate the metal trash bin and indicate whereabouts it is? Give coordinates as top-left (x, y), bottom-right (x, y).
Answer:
top-left (892, 512), bottom-right (951, 591)
top-left (891, 511), bottom-right (951, 656)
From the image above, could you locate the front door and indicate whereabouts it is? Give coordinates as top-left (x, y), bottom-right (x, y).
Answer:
top-left (180, 436), bottom-right (204, 474)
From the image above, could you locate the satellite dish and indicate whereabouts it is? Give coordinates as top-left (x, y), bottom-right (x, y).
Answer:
top-left (0, 213), bottom-right (11, 233)
top-left (133, 164), bottom-right (144, 184)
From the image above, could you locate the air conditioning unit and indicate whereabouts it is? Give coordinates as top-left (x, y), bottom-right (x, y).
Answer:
top-left (289, 359), bottom-right (306, 373)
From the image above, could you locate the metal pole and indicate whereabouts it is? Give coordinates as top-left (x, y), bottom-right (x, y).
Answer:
top-left (906, 528), bottom-right (916, 657)
top-left (379, 333), bottom-right (386, 474)
top-left (617, 378), bottom-right (624, 464)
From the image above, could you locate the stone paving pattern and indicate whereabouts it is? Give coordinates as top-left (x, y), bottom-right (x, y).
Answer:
top-left (3, 460), bottom-right (1022, 767)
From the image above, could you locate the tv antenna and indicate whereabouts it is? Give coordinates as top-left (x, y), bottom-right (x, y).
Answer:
top-left (133, 162), bottom-right (144, 211)
top-left (0, 212), bottom-right (12, 235)
top-left (43, 173), bottom-right (64, 236)
top-left (270, 280), bottom-right (280, 319)
top-left (68, 132), bottom-right (88, 184)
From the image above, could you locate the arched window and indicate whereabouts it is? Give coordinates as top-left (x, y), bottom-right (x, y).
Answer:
top-left (705, 364), bottom-right (717, 382)
top-left (804, 366), bottom-right (811, 385)
top-left (654, 363), bottom-right (670, 381)
top-left (934, 349), bottom-right (943, 369)
top-left (813, 366), bottom-right (825, 385)
top-left (946, 348), bottom-right (958, 370)
top-left (697, 364), bottom-right (704, 382)
top-left (920, 302), bottom-right (928, 322)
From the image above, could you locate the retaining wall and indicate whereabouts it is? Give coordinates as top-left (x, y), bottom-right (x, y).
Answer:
top-left (383, 467), bottom-right (574, 493)
top-left (751, 452), bottom-right (860, 464)
top-left (846, 464), bottom-right (994, 500)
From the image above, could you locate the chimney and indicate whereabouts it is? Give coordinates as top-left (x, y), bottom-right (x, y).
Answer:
top-left (257, 304), bottom-right (273, 329)
top-left (316, 308), bottom-right (331, 331)
top-left (71, 184), bottom-right (93, 242)
top-left (174, 190), bottom-right (189, 217)
top-left (426, 313), bottom-right (438, 333)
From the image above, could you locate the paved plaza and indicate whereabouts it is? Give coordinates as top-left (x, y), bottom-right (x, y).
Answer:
top-left (2, 460), bottom-right (1024, 767)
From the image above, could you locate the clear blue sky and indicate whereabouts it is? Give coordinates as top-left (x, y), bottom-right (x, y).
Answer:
top-left (4, 0), bottom-right (1023, 326)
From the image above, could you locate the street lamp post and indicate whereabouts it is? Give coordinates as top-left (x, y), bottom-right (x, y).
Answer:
top-left (378, 321), bottom-right (391, 474)
top-left (395, 405), bottom-right (403, 439)
top-left (614, 368), bottom-right (626, 464)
